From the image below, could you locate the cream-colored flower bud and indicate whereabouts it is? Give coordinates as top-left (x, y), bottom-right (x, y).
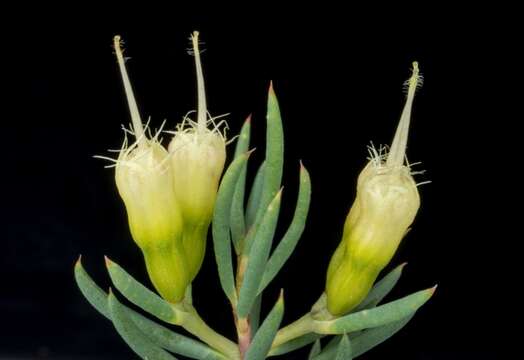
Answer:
top-left (169, 128), bottom-right (226, 225)
top-left (326, 62), bottom-right (423, 316)
top-left (109, 36), bottom-right (188, 302)
top-left (168, 32), bottom-right (227, 282)
top-left (115, 140), bottom-right (182, 250)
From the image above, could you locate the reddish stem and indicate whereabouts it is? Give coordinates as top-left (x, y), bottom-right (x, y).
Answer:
top-left (237, 317), bottom-right (252, 359)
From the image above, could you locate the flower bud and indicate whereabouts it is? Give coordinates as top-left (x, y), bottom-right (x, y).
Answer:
top-left (326, 62), bottom-right (423, 316)
top-left (168, 32), bottom-right (227, 282)
top-left (111, 36), bottom-right (189, 302)
top-left (116, 141), bottom-right (182, 250)
top-left (169, 129), bottom-right (226, 226)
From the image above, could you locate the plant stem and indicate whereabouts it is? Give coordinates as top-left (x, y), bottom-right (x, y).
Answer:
top-left (177, 302), bottom-right (240, 360)
top-left (236, 316), bottom-right (251, 359)
top-left (271, 313), bottom-right (314, 349)
top-left (234, 254), bottom-right (252, 359)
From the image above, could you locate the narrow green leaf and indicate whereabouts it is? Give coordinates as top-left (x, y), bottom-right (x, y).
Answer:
top-left (244, 84), bottom-right (284, 255)
top-left (354, 262), bottom-right (407, 312)
top-left (268, 333), bottom-right (321, 356)
top-left (314, 287), bottom-right (436, 334)
top-left (131, 314), bottom-right (227, 360)
top-left (258, 163), bottom-right (311, 293)
top-left (246, 161), bottom-right (266, 229)
top-left (245, 292), bottom-right (285, 360)
top-left (313, 315), bottom-right (414, 360)
top-left (334, 334), bottom-right (352, 360)
top-left (108, 291), bottom-right (179, 360)
top-left (351, 313), bottom-right (414, 358)
top-left (105, 257), bottom-right (177, 323)
top-left (237, 190), bottom-right (283, 317)
top-left (74, 256), bottom-right (111, 319)
top-left (213, 152), bottom-right (252, 304)
top-left (230, 116), bottom-right (251, 254)
top-left (308, 340), bottom-right (322, 359)
top-left (75, 259), bottom-right (225, 359)
top-left (257, 84), bottom-right (284, 221)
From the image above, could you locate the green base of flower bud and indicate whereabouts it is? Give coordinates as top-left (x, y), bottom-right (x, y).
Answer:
top-left (326, 259), bottom-right (380, 316)
top-left (143, 245), bottom-right (189, 303)
top-left (182, 224), bottom-right (209, 283)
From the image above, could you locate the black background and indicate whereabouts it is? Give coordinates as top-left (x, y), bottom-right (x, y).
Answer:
top-left (3, 4), bottom-right (515, 359)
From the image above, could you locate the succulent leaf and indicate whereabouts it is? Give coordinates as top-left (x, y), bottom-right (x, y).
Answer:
top-left (258, 163), bottom-right (311, 294)
top-left (108, 291), bottom-right (179, 360)
top-left (230, 116), bottom-right (252, 253)
top-left (237, 190), bottom-right (283, 317)
top-left (105, 257), bottom-right (178, 324)
top-left (212, 152), bottom-right (252, 304)
top-left (245, 292), bottom-right (285, 360)
top-left (314, 287), bottom-right (435, 335)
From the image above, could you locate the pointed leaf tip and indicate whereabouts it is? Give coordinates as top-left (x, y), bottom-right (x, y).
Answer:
top-left (245, 114), bottom-right (252, 124)
top-left (104, 256), bottom-right (114, 267)
top-left (75, 255), bottom-right (82, 267)
top-left (429, 285), bottom-right (438, 296)
top-left (246, 148), bottom-right (256, 158)
top-left (278, 289), bottom-right (285, 305)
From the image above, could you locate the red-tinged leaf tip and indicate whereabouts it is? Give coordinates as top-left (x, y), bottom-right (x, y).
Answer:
top-left (75, 254), bottom-right (82, 267)
top-left (299, 161), bottom-right (311, 181)
top-left (104, 256), bottom-right (113, 267)
top-left (244, 114), bottom-right (252, 124)
top-left (269, 81), bottom-right (275, 95)
top-left (428, 285), bottom-right (438, 296)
